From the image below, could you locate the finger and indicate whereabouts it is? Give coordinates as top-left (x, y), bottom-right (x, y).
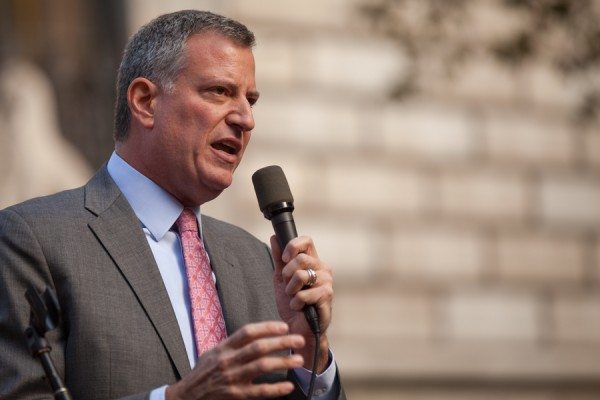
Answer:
top-left (233, 334), bottom-right (305, 365)
top-left (290, 288), bottom-right (333, 334)
top-left (289, 285), bottom-right (332, 312)
top-left (285, 264), bottom-right (332, 294)
top-left (315, 296), bottom-right (332, 332)
top-left (234, 354), bottom-right (304, 383)
top-left (225, 321), bottom-right (290, 349)
top-left (285, 268), bottom-right (317, 297)
top-left (281, 253), bottom-right (315, 282)
top-left (281, 236), bottom-right (318, 263)
top-left (233, 382), bottom-right (295, 399)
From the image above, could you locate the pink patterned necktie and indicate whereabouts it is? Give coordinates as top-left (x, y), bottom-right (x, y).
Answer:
top-left (176, 208), bottom-right (227, 356)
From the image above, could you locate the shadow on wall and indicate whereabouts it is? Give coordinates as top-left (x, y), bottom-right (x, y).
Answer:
top-left (0, 59), bottom-right (92, 208)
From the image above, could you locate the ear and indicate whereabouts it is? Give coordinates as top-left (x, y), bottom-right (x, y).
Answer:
top-left (127, 77), bottom-right (159, 129)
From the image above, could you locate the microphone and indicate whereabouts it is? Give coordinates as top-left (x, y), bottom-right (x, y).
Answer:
top-left (252, 165), bottom-right (320, 335)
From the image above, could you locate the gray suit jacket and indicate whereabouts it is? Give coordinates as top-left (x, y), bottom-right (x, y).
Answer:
top-left (0, 167), bottom-right (344, 399)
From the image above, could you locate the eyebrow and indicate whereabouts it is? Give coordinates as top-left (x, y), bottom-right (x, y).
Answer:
top-left (214, 78), bottom-right (260, 100)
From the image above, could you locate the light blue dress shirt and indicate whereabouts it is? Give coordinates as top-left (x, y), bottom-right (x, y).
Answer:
top-left (107, 152), bottom-right (337, 399)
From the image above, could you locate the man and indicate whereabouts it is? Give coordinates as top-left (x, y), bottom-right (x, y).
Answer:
top-left (0, 10), bottom-right (344, 400)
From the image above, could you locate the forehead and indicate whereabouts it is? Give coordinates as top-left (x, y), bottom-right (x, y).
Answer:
top-left (181, 32), bottom-right (256, 77)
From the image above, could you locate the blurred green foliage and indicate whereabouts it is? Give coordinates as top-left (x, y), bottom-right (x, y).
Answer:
top-left (360, 0), bottom-right (600, 122)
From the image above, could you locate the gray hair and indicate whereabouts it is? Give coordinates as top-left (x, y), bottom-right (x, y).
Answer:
top-left (113, 10), bottom-right (255, 142)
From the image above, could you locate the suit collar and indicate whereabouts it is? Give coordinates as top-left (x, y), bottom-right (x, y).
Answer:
top-left (84, 166), bottom-right (192, 378)
top-left (84, 163), bottom-right (121, 216)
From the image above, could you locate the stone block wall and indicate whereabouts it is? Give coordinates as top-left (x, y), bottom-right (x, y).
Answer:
top-left (188, 1), bottom-right (600, 398)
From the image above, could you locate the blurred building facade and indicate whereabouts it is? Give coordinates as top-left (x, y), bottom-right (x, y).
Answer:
top-left (2, 1), bottom-right (600, 399)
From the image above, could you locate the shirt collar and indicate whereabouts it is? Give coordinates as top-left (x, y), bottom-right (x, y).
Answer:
top-left (107, 151), bottom-right (202, 242)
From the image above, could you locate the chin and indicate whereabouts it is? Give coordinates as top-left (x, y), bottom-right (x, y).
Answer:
top-left (205, 171), bottom-right (234, 193)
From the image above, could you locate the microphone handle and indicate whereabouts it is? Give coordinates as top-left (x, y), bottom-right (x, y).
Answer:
top-left (270, 212), bottom-right (321, 334)
top-left (270, 211), bottom-right (297, 249)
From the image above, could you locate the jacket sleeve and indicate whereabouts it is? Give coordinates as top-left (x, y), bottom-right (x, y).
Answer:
top-left (0, 208), bottom-right (64, 399)
top-left (0, 207), bottom-right (156, 400)
top-left (286, 368), bottom-right (347, 400)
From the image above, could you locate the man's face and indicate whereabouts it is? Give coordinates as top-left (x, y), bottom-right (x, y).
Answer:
top-left (149, 32), bottom-right (258, 206)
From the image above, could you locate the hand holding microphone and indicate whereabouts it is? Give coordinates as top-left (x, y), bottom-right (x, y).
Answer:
top-left (253, 166), bottom-right (333, 382)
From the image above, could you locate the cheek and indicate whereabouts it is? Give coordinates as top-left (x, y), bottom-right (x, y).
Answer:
top-left (237, 133), bottom-right (252, 160)
top-left (242, 131), bottom-right (252, 148)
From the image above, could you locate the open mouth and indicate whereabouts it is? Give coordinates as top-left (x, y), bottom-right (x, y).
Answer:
top-left (212, 142), bottom-right (238, 155)
top-left (210, 138), bottom-right (242, 163)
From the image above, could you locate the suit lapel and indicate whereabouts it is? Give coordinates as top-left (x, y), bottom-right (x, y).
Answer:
top-left (202, 220), bottom-right (250, 335)
top-left (85, 168), bottom-right (191, 378)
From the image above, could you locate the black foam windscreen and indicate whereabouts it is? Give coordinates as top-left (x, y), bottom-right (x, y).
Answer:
top-left (252, 165), bottom-right (294, 212)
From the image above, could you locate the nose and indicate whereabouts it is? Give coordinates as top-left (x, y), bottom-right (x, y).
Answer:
top-left (226, 97), bottom-right (255, 134)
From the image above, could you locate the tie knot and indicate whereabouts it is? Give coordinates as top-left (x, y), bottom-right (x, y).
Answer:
top-left (175, 208), bottom-right (198, 234)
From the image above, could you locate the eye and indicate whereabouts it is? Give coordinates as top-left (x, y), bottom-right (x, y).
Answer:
top-left (212, 86), bottom-right (227, 95)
